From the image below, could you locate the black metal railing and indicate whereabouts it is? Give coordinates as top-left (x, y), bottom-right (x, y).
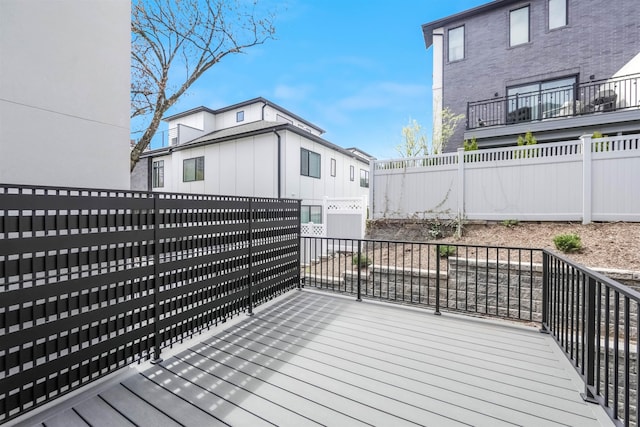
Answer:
top-left (301, 238), bottom-right (542, 322)
top-left (0, 184), bottom-right (300, 424)
top-left (302, 236), bottom-right (640, 426)
top-left (467, 73), bottom-right (640, 130)
top-left (544, 251), bottom-right (640, 427)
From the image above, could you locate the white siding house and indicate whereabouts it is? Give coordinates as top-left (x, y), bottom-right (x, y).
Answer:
top-left (134, 98), bottom-right (371, 222)
top-left (0, 0), bottom-right (130, 190)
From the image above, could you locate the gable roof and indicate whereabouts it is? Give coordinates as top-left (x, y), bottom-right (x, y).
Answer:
top-left (162, 97), bottom-right (326, 134)
top-left (142, 121), bottom-right (370, 165)
top-left (422, 0), bottom-right (521, 49)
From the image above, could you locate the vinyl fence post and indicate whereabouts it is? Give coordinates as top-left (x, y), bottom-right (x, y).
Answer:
top-left (581, 134), bottom-right (593, 224)
top-left (435, 244), bottom-right (441, 315)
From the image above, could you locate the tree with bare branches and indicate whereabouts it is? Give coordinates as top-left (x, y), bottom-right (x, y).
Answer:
top-left (130, 0), bottom-right (276, 171)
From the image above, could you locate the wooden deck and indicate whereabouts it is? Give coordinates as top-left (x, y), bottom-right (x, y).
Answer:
top-left (15, 290), bottom-right (612, 427)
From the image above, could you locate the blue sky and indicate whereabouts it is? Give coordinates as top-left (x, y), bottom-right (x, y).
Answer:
top-left (147, 0), bottom-right (487, 159)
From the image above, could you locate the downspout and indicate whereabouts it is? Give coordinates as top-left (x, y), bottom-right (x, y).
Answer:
top-left (261, 100), bottom-right (268, 121)
top-left (273, 129), bottom-right (281, 198)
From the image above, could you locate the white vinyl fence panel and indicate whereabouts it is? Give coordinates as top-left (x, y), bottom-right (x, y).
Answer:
top-left (371, 134), bottom-right (640, 223)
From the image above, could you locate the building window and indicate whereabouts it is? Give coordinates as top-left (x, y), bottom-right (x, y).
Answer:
top-left (510, 6), bottom-right (530, 47)
top-left (548, 0), bottom-right (567, 29)
top-left (360, 169), bottom-right (369, 188)
top-left (301, 205), bottom-right (322, 223)
top-left (350, 165), bottom-right (355, 181)
top-left (448, 26), bottom-right (464, 61)
top-left (152, 160), bottom-right (164, 188)
top-left (300, 148), bottom-right (321, 179)
top-left (183, 156), bottom-right (204, 182)
top-left (236, 111), bottom-right (244, 122)
top-left (506, 75), bottom-right (577, 122)
top-left (330, 158), bottom-right (336, 177)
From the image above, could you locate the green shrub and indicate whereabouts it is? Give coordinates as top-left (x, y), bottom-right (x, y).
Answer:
top-left (439, 245), bottom-right (457, 257)
top-left (501, 219), bottom-right (519, 228)
top-left (553, 234), bottom-right (583, 253)
top-left (464, 137), bottom-right (478, 151)
top-left (516, 131), bottom-right (539, 158)
top-left (352, 254), bottom-right (370, 267)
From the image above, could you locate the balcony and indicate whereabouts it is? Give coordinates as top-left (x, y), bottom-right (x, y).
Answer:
top-left (1, 185), bottom-right (635, 426)
top-left (467, 73), bottom-right (640, 131)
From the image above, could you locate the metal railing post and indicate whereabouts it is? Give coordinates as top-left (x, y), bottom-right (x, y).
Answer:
top-left (297, 200), bottom-right (302, 290)
top-left (247, 197), bottom-right (254, 316)
top-left (541, 251), bottom-right (550, 333)
top-left (152, 194), bottom-right (162, 363)
top-left (582, 274), bottom-right (597, 403)
top-left (435, 244), bottom-right (441, 315)
top-left (356, 239), bottom-right (362, 301)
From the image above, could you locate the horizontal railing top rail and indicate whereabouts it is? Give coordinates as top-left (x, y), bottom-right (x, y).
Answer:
top-left (467, 72), bottom-right (640, 130)
top-left (371, 133), bottom-right (640, 171)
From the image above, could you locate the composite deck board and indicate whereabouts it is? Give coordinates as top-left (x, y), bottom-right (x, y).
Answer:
top-left (40, 410), bottom-right (87, 427)
top-left (27, 290), bottom-right (611, 427)
top-left (121, 375), bottom-right (229, 426)
top-left (73, 395), bottom-right (137, 427)
top-left (99, 384), bottom-right (183, 427)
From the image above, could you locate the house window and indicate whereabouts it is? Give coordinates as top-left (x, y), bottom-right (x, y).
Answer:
top-left (510, 6), bottom-right (530, 46)
top-left (300, 148), bottom-right (321, 179)
top-left (183, 156), bottom-right (204, 182)
top-left (236, 111), bottom-right (244, 122)
top-left (301, 205), bottom-right (322, 223)
top-left (330, 158), bottom-right (336, 177)
top-left (548, 0), bottom-right (567, 29)
top-left (152, 160), bottom-right (164, 188)
top-left (360, 169), bottom-right (369, 188)
top-left (350, 165), bottom-right (355, 181)
top-left (506, 75), bottom-right (577, 122)
top-left (448, 26), bottom-right (464, 62)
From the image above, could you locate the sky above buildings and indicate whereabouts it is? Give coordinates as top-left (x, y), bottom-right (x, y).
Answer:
top-left (146, 0), bottom-right (488, 159)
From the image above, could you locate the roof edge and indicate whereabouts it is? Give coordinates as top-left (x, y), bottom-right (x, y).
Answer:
top-left (422, 0), bottom-right (521, 49)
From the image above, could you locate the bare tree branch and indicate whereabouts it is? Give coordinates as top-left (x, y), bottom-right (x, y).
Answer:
top-left (130, 0), bottom-right (276, 171)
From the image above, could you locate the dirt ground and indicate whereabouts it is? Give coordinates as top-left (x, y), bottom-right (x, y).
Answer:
top-left (367, 221), bottom-right (640, 271)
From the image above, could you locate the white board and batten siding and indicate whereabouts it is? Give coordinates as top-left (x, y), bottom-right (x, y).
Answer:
top-left (152, 129), bottom-right (369, 209)
top-left (372, 134), bottom-right (640, 223)
top-left (282, 131), bottom-right (369, 205)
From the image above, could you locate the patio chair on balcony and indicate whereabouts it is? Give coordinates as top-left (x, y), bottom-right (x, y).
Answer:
top-left (590, 89), bottom-right (617, 112)
top-left (506, 106), bottom-right (531, 124)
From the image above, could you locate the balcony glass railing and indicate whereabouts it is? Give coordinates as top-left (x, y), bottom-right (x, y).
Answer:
top-left (467, 73), bottom-right (640, 130)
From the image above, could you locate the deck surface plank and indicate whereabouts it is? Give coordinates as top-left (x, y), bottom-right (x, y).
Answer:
top-left (31, 290), bottom-right (612, 427)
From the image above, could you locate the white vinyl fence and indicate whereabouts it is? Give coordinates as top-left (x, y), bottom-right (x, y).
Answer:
top-left (371, 134), bottom-right (640, 223)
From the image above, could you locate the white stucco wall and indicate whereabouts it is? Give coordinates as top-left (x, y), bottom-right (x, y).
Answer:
top-left (0, 0), bottom-right (130, 189)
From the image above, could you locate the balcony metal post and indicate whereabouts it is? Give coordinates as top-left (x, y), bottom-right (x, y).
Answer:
top-left (581, 274), bottom-right (598, 403)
